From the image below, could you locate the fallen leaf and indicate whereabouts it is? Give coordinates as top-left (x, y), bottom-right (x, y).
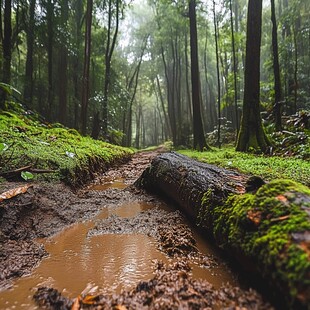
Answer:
top-left (82, 294), bottom-right (98, 305)
top-left (114, 305), bottom-right (127, 310)
top-left (276, 195), bottom-right (288, 203)
top-left (71, 295), bottom-right (81, 310)
top-left (247, 210), bottom-right (262, 226)
top-left (0, 184), bottom-right (33, 203)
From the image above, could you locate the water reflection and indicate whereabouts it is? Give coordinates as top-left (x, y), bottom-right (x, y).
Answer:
top-left (0, 199), bottom-right (237, 309)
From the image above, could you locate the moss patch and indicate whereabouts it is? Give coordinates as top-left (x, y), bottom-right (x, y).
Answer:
top-left (0, 110), bottom-right (134, 186)
top-left (179, 147), bottom-right (310, 186)
top-left (205, 179), bottom-right (310, 307)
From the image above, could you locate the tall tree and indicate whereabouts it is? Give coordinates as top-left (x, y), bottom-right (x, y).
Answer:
top-left (46, 0), bottom-right (54, 119)
top-left (271, 0), bottom-right (283, 131)
top-left (0, 0), bottom-right (12, 109)
top-left (23, 0), bottom-right (36, 106)
top-left (236, 0), bottom-right (270, 152)
top-left (102, 0), bottom-right (120, 137)
top-left (213, 0), bottom-right (221, 147)
top-left (58, 0), bottom-right (69, 125)
top-left (73, 0), bottom-right (84, 128)
top-left (2, 0), bottom-right (12, 84)
top-left (189, 0), bottom-right (208, 151)
top-left (229, 0), bottom-right (239, 132)
top-left (81, 0), bottom-right (93, 135)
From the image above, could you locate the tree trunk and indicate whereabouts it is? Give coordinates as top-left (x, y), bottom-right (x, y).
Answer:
top-left (229, 0), bottom-right (239, 132)
top-left (213, 0), bottom-right (221, 148)
top-left (125, 35), bottom-right (148, 147)
top-left (136, 152), bottom-right (310, 309)
top-left (102, 0), bottom-right (120, 137)
top-left (161, 45), bottom-right (177, 146)
top-left (73, 0), bottom-right (83, 129)
top-left (189, 0), bottom-right (209, 151)
top-left (271, 0), bottom-right (283, 131)
top-left (236, 0), bottom-right (270, 153)
top-left (3, 0), bottom-right (12, 84)
top-left (80, 0), bottom-right (93, 135)
top-left (46, 0), bottom-right (54, 120)
top-left (0, 0), bottom-right (12, 110)
top-left (58, 0), bottom-right (69, 125)
top-left (156, 75), bottom-right (171, 138)
top-left (23, 0), bottom-right (36, 106)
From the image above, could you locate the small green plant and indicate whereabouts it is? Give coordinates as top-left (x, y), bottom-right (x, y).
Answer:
top-left (0, 142), bottom-right (8, 153)
top-left (21, 171), bottom-right (34, 181)
top-left (0, 82), bottom-right (21, 96)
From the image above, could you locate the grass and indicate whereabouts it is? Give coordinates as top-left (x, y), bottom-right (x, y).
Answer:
top-left (0, 106), bottom-right (134, 186)
top-left (179, 147), bottom-right (310, 186)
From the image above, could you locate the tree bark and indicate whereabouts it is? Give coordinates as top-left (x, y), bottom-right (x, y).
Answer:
top-left (136, 152), bottom-right (247, 220)
top-left (46, 0), bottom-right (54, 120)
top-left (189, 0), bottom-right (209, 151)
top-left (213, 0), bottom-right (221, 148)
top-left (136, 152), bottom-right (310, 309)
top-left (271, 0), bottom-right (283, 131)
top-left (236, 0), bottom-right (270, 153)
top-left (58, 0), bottom-right (69, 125)
top-left (229, 0), bottom-right (239, 132)
top-left (102, 0), bottom-right (120, 137)
top-left (23, 0), bottom-right (36, 106)
top-left (3, 0), bottom-right (12, 84)
top-left (81, 0), bottom-right (93, 135)
top-left (73, 0), bottom-right (83, 129)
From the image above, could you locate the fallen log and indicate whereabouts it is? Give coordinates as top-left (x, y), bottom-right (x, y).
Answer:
top-left (135, 151), bottom-right (310, 309)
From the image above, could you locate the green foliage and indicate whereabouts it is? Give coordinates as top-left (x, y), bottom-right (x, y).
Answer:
top-left (21, 171), bottom-right (34, 181)
top-left (0, 109), bottom-right (134, 186)
top-left (179, 147), bottom-right (310, 186)
top-left (0, 82), bottom-right (21, 96)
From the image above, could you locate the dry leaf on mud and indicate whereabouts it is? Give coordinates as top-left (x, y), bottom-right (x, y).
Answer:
top-left (71, 295), bottom-right (81, 310)
top-left (0, 184), bottom-right (33, 203)
top-left (81, 294), bottom-right (98, 305)
top-left (114, 305), bottom-right (127, 310)
top-left (276, 195), bottom-right (288, 203)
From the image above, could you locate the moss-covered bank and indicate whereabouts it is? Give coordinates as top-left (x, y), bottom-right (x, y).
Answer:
top-left (0, 109), bottom-right (134, 187)
top-left (201, 179), bottom-right (310, 308)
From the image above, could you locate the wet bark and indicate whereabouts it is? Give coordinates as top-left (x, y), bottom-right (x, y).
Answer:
top-left (136, 152), bottom-right (310, 309)
top-left (135, 152), bottom-right (247, 220)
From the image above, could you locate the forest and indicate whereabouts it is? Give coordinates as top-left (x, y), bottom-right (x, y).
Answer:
top-left (0, 0), bottom-right (310, 309)
top-left (0, 0), bottom-right (309, 152)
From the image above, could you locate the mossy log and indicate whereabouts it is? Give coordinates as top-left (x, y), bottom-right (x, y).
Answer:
top-left (135, 152), bottom-right (310, 309)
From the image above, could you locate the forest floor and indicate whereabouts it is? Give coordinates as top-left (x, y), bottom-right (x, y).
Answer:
top-left (0, 148), bottom-right (275, 309)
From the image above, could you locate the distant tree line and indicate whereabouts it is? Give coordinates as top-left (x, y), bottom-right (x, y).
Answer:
top-left (0, 0), bottom-right (309, 151)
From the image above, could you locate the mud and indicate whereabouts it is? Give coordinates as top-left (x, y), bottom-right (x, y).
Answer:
top-left (0, 148), bottom-right (274, 309)
top-left (33, 261), bottom-right (272, 310)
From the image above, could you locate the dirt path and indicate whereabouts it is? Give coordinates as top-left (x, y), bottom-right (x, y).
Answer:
top-left (0, 149), bottom-right (274, 309)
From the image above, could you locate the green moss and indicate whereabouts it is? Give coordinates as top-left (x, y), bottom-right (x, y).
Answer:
top-left (179, 147), bottom-right (310, 186)
top-left (0, 110), bottom-right (134, 186)
top-left (208, 179), bottom-right (310, 305)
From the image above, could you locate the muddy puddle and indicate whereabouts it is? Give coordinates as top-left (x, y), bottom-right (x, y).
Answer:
top-left (88, 178), bottom-right (127, 191)
top-left (0, 178), bottom-right (239, 309)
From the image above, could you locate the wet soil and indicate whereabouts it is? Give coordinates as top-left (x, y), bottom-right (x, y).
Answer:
top-left (0, 148), bottom-right (274, 309)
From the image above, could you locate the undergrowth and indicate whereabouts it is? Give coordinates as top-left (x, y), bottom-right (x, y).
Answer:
top-left (179, 147), bottom-right (310, 186)
top-left (0, 105), bottom-right (134, 186)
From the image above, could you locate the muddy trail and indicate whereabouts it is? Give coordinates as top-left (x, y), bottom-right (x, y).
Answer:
top-left (0, 149), bottom-right (274, 309)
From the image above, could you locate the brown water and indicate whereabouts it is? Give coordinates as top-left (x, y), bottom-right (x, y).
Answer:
top-left (89, 178), bottom-right (127, 191)
top-left (0, 182), bottom-right (237, 309)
